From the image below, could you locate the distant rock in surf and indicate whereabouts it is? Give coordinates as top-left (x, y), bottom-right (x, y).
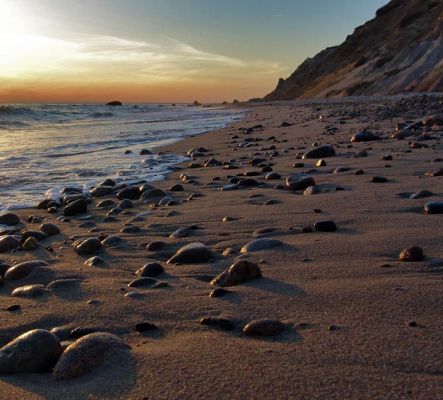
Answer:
top-left (105, 101), bottom-right (122, 106)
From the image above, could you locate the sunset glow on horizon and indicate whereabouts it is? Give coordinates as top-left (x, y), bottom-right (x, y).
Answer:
top-left (0, 0), bottom-right (387, 103)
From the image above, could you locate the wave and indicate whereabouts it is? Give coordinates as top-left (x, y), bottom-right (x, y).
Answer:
top-left (0, 105), bottom-right (34, 115)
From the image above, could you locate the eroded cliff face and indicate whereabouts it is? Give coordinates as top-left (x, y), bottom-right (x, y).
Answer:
top-left (265, 0), bottom-right (443, 100)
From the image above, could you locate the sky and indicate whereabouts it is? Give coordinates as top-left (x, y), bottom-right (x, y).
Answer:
top-left (0, 0), bottom-right (388, 103)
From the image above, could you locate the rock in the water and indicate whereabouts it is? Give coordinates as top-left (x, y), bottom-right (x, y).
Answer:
top-left (314, 220), bottom-right (338, 232)
top-left (351, 130), bottom-right (378, 142)
top-left (240, 238), bottom-right (283, 253)
top-left (0, 329), bottom-right (61, 374)
top-left (12, 284), bottom-right (47, 298)
top-left (53, 332), bottom-right (130, 380)
top-left (167, 242), bottom-right (214, 264)
top-left (106, 101), bottom-right (122, 106)
top-left (286, 174), bottom-right (315, 191)
top-left (0, 235), bottom-right (21, 253)
top-left (424, 202), bottom-right (443, 214)
top-left (399, 247), bottom-right (424, 262)
top-left (211, 260), bottom-right (262, 287)
top-left (136, 263), bottom-right (164, 277)
top-left (4, 260), bottom-right (49, 280)
top-left (302, 145), bottom-right (336, 159)
top-left (74, 238), bottom-right (102, 255)
top-left (64, 199), bottom-right (87, 216)
top-left (40, 223), bottom-right (60, 235)
top-left (0, 213), bottom-right (20, 226)
top-left (243, 319), bottom-right (286, 336)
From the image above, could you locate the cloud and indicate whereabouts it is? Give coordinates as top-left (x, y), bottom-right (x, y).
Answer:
top-left (0, 31), bottom-right (286, 85)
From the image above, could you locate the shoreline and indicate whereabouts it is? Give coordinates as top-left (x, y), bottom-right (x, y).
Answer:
top-left (1, 96), bottom-right (443, 399)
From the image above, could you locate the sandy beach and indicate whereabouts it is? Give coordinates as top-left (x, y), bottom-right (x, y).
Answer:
top-left (0, 97), bottom-right (442, 399)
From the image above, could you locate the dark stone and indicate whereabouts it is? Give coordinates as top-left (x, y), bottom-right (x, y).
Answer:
top-left (399, 247), bottom-right (424, 262)
top-left (64, 199), bottom-right (87, 216)
top-left (302, 145), bottom-right (336, 159)
top-left (243, 319), bottom-right (285, 336)
top-left (0, 213), bottom-right (20, 226)
top-left (117, 186), bottom-right (141, 200)
top-left (211, 260), bottom-right (262, 287)
top-left (40, 223), bottom-right (60, 236)
top-left (286, 174), bottom-right (315, 191)
top-left (314, 220), bottom-right (338, 232)
top-left (167, 242), bottom-right (214, 264)
top-left (371, 176), bottom-right (388, 183)
top-left (135, 322), bottom-right (158, 332)
top-left (136, 263), bottom-right (164, 277)
top-left (200, 317), bottom-right (235, 331)
top-left (425, 202), bottom-right (443, 214)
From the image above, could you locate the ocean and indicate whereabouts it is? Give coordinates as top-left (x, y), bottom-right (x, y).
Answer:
top-left (0, 103), bottom-right (244, 210)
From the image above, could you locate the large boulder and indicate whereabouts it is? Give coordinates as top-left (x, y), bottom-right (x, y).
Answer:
top-left (64, 199), bottom-right (87, 216)
top-left (4, 260), bottom-right (49, 280)
top-left (0, 329), bottom-right (62, 374)
top-left (0, 213), bottom-right (20, 226)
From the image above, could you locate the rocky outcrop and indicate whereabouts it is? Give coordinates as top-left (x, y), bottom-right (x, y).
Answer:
top-left (265, 0), bottom-right (443, 100)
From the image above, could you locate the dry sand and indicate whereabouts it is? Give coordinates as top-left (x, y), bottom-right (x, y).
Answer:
top-left (0, 98), bottom-right (442, 399)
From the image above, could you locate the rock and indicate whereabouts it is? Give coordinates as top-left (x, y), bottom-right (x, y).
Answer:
top-left (351, 129), bottom-right (378, 142)
top-left (84, 256), bottom-right (105, 267)
top-left (135, 322), bottom-right (158, 332)
top-left (118, 199), bottom-right (133, 209)
top-left (47, 279), bottom-right (82, 290)
top-left (106, 101), bottom-right (122, 106)
top-left (12, 284), bottom-right (47, 298)
top-left (211, 260), bottom-right (262, 287)
top-left (0, 329), bottom-right (61, 374)
top-left (241, 238), bottom-right (283, 253)
top-left (303, 145), bottom-right (336, 159)
top-left (286, 174), bottom-right (316, 191)
top-left (136, 263), bottom-right (164, 277)
top-left (101, 235), bottom-right (122, 246)
top-left (40, 223), bottom-right (60, 235)
top-left (200, 317), bottom-right (235, 331)
top-left (64, 199), bottom-right (87, 216)
top-left (140, 188), bottom-right (166, 202)
top-left (96, 199), bottom-right (115, 208)
top-left (209, 288), bottom-right (230, 298)
top-left (167, 242), bottom-right (214, 264)
top-left (399, 246), bottom-right (424, 262)
top-left (371, 176), bottom-right (388, 183)
top-left (128, 277), bottom-right (158, 288)
top-left (139, 149), bottom-right (152, 155)
top-left (146, 241), bottom-right (167, 251)
top-left (74, 238), bottom-right (102, 255)
top-left (265, 172), bottom-right (281, 180)
top-left (243, 319), bottom-right (285, 336)
top-left (4, 260), bottom-right (49, 280)
top-left (91, 186), bottom-right (115, 197)
top-left (410, 190), bottom-right (433, 199)
top-left (238, 178), bottom-right (259, 187)
top-left (424, 202), bottom-right (443, 214)
top-left (425, 168), bottom-right (443, 177)
top-left (314, 220), bottom-right (338, 232)
top-left (303, 186), bottom-right (320, 196)
top-left (169, 184), bottom-right (184, 192)
top-left (117, 186), bottom-right (141, 200)
top-left (169, 227), bottom-right (191, 238)
top-left (23, 237), bottom-right (39, 251)
top-left (0, 235), bottom-right (21, 253)
top-left (0, 213), bottom-right (20, 226)
top-left (53, 332), bottom-right (130, 380)
top-left (121, 225), bottom-right (141, 234)
top-left (22, 230), bottom-right (47, 242)
top-left (316, 159), bottom-right (326, 167)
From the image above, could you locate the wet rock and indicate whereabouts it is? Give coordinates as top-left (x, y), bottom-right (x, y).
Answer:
top-left (101, 235), bottom-right (122, 246)
top-left (121, 225), bottom-right (141, 234)
top-left (241, 238), bottom-right (283, 253)
top-left (286, 174), bottom-right (315, 191)
top-left (53, 332), bottom-right (130, 380)
top-left (136, 263), bottom-right (164, 277)
top-left (425, 202), bottom-right (443, 214)
top-left (64, 199), bottom-right (87, 216)
top-left (118, 199), bottom-right (133, 209)
top-left (170, 227), bottom-right (191, 238)
top-left (265, 172), bottom-right (281, 180)
top-left (243, 319), bottom-right (286, 336)
top-left (0, 235), bottom-right (21, 253)
top-left (302, 145), bottom-right (336, 159)
top-left (211, 260), bottom-right (262, 287)
top-left (40, 223), bottom-right (60, 236)
top-left (74, 238), bottom-right (102, 255)
top-left (0, 213), bottom-right (20, 226)
top-left (169, 184), bottom-right (184, 192)
top-left (12, 284), bottom-right (48, 298)
top-left (91, 186), bottom-right (115, 198)
top-left (238, 178), bottom-right (260, 188)
top-left (4, 260), bottom-right (49, 280)
top-left (314, 220), bottom-right (338, 232)
top-left (139, 149), bottom-right (152, 155)
top-left (0, 329), bottom-right (62, 374)
top-left (96, 199), bottom-right (115, 208)
top-left (399, 247), bottom-right (424, 262)
top-left (200, 317), bottom-right (235, 331)
top-left (167, 242), bottom-right (214, 264)
top-left (22, 230), bottom-right (47, 242)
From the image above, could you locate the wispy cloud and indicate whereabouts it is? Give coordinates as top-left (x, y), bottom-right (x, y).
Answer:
top-left (0, 32), bottom-right (286, 84)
